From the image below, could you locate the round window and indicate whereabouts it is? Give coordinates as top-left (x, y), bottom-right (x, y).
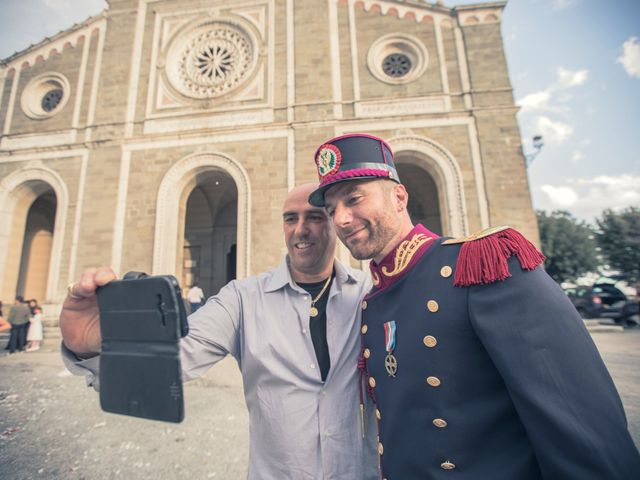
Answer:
top-left (382, 53), bottom-right (412, 78)
top-left (367, 34), bottom-right (428, 85)
top-left (165, 20), bottom-right (257, 99)
top-left (20, 73), bottom-right (71, 119)
top-left (41, 88), bottom-right (64, 112)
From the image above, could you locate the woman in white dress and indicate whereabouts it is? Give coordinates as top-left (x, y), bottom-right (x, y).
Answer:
top-left (26, 306), bottom-right (43, 352)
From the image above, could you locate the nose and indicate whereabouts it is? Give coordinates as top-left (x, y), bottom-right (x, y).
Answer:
top-left (294, 219), bottom-right (310, 237)
top-left (332, 202), bottom-right (352, 228)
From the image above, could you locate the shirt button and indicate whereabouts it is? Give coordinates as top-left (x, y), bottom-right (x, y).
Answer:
top-left (426, 376), bottom-right (441, 387)
top-left (423, 335), bottom-right (437, 348)
top-left (441, 460), bottom-right (456, 470)
top-left (310, 364), bottom-right (316, 369)
top-left (302, 328), bottom-right (307, 334)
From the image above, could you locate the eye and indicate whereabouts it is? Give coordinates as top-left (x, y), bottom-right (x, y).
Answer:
top-left (347, 194), bottom-right (362, 205)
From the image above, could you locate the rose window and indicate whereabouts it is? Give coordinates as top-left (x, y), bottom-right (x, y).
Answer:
top-left (167, 22), bottom-right (255, 99)
top-left (41, 88), bottom-right (64, 112)
top-left (382, 53), bottom-right (412, 78)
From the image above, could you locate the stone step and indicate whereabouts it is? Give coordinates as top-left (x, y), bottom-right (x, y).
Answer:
top-left (584, 319), bottom-right (624, 333)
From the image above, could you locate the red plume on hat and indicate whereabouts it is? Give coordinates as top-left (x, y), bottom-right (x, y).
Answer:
top-left (308, 133), bottom-right (400, 206)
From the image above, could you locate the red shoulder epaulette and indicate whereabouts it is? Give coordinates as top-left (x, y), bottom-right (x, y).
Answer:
top-left (442, 226), bottom-right (546, 287)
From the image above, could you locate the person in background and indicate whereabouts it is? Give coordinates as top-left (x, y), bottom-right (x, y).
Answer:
top-left (27, 298), bottom-right (38, 315)
top-left (0, 301), bottom-right (10, 334)
top-left (26, 306), bottom-right (44, 352)
top-left (7, 296), bottom-right (31, 353)
top-left (186, 284), bottom-right (205, 313)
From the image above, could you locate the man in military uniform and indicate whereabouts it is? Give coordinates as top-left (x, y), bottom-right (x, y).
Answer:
top-left (309, 133), bottom-right (640, 479)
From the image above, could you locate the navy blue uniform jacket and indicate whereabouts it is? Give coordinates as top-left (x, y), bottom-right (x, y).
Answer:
top-left (360, 225), bottom-right (640, 479)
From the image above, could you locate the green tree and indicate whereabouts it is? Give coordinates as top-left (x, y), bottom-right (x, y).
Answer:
top-left (537, 210), bottom-right (599, 283)
top-left (596, 207), bottom-right (640, 283)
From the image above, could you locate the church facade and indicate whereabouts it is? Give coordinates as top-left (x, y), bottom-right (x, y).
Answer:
top-left (0, 0), bottom-right (538, 309)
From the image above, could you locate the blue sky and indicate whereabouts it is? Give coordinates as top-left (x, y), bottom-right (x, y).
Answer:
top-left (1, 0), bottom-right (638, 222)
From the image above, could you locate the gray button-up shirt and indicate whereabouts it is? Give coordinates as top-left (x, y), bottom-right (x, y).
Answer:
top-left (64, 257), bottom-right (378, 479)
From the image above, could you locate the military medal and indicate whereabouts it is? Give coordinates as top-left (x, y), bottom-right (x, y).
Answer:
top-left (384, 321), bottom-right (397, 377)
top-left (309, 275), bottom-right (332, 317)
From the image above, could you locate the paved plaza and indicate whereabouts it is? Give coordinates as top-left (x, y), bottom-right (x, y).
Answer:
top-left (1, 329), bottom-right (639, 479)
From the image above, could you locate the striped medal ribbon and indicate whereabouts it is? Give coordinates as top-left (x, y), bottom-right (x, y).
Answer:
top-left (384, 321), bottom-right (398, 377)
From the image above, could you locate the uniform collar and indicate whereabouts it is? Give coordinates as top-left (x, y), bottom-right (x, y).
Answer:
top-left (264, 255), bottom-right (356, 293)
top-left (369, 224), bottom-right (439, 292)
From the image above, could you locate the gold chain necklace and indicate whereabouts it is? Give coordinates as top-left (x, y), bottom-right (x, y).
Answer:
top-left (309, 275), bottom-right (332, 317)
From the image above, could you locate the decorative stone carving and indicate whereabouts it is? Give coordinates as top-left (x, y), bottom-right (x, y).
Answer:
top-left (165, 21), bottom-right (256, 99)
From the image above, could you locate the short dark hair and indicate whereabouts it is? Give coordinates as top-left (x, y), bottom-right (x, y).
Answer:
top-left (15, 295), bottom-right (24, 303)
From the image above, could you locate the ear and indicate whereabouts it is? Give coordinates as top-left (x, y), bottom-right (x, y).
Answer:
top-left (393, 184), bottom-right (409, 212)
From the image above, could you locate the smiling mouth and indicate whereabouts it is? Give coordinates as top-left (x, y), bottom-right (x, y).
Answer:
top-left (343, 227), bottom-right (366, 242)
top-left (294, 241), bottom-right (314, 250)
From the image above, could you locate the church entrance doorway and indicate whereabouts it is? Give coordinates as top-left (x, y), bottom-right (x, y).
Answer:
top-left (180, 170), bottom-right (237, 299)
top-left (396, 161), bottom-right (443, 235)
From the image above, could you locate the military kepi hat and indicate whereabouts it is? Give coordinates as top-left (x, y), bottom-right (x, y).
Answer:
top-left (308, 134), bottom-right (400, 206)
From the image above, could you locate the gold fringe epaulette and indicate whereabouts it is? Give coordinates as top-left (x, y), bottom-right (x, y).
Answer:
top-left (443, 226), bottom-right (546, 287)
top-left (442, 226), bottom-right (512, 245)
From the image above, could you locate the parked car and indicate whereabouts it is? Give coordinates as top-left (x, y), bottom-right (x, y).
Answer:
top-left (564, 281), bottom-right (639, 324)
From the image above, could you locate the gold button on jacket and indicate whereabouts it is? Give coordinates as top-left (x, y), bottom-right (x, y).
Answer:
top-left (440, 265), bottom-right (453, 278)
top-left (441, 461), bottom-right (456, 470)
top-left (423, 335), bottom-right (437, 348)
top-left (433, 418), bottom-right (448, 428)
top-left (427, 376), bottom-right (441, 387)
top-left (427, 300), bottom-right (439, 312)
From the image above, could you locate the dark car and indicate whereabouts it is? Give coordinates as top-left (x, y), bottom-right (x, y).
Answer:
top-left (564, 281), bottom-right (639, 323)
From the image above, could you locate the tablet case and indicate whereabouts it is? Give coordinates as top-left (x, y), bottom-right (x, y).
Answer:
top-left (96, 272), bottom-right (188, 423)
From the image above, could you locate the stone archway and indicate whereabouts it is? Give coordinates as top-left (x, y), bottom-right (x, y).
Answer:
top-left (389, 135), bottom-right (469, 237)
top-left (395, 162), bottom-right (443, 235)
top-left (153, 152), bottom-right (251, 285)
top-left (0, 165), bottom-right (68, 303)
top-left (182, 172), bottom-right (238, 298)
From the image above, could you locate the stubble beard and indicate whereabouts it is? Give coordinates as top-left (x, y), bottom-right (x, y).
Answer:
top-left (340, 219), bottom-right (397, 261)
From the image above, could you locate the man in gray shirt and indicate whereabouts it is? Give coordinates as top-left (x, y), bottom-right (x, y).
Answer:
top-left (60, 183), bottom-right (377, 479)
top-left (7, 296), bottom-right (31, 353)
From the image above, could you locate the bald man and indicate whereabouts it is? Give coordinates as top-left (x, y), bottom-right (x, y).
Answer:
top-left (60, 183), bottom-right (377, 480)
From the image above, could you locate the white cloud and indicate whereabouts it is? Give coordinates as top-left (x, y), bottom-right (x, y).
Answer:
top-left (518, 91), bottom-right (552, 111)
top-left (535, 174), bottom-right (640, 221)
top-left (556, 67), bottom-right (588, 88)
top-left (617, 36), bottom-right (640, 79)
top-left (571, 151), bottom-right (584, 163)
top-left (551, 0), bottom-right (581, 10)
top-left (535, 116), bottom-right (574, 144)
top-left (540, 185), bottom-right (579, 207)
top-left (517, 67), bottom-right (587, 116)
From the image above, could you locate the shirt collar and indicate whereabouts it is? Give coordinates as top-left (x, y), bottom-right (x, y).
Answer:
top-left (264, 255), bottom-right (356, 293)
top-left (369, 224), bottom-right (440, 291)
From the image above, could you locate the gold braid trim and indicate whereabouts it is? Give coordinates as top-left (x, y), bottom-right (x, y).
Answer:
top-left (381, 233), bottom-right (433, 277)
